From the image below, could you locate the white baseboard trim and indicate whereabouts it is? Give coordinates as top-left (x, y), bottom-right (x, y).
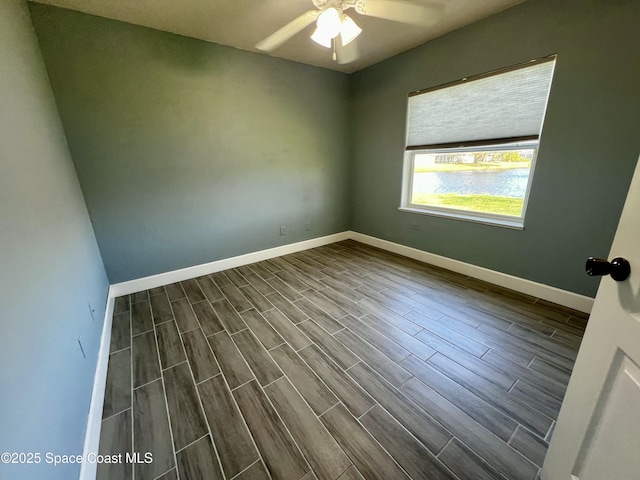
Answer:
top-left (80, 289), bottom-right (115, 480)
top-left (350, 232), bottom-right (594, 313)
top-left (110, 232), bottom-right (351, 297)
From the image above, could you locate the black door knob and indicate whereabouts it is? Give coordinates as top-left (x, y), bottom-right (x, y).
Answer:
top-left (585, 257), bottom-right (631, 281)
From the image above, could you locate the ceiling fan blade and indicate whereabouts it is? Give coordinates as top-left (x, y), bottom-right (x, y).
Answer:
top-left (256, 10), bottom-right (320, 52)
top-left (336, 38), bottom-right (360, 65)
top-left (356, 0), bottom-right (444, 27)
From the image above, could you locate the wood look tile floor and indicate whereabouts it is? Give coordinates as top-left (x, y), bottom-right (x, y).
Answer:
top-left (99, 240), bottom-right (588, 480)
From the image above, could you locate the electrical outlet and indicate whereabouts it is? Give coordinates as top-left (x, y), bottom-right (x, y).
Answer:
top-left (305, 222), bottom-right (311, 231)
top-left (77, 332), bottom-right (86, 359)
top-left (88, 302), bottom-right (96, 321)
top-left (280, 225), bottom-right (286, 235)
top-left (411, 223), bottom-right (421, 231)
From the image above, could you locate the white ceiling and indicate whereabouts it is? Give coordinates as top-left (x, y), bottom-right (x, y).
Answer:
top-left (31, 0), bottom-right (527, 73)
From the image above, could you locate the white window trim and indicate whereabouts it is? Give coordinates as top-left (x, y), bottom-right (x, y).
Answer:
top-left (399, 142), bottom-right (539, 229)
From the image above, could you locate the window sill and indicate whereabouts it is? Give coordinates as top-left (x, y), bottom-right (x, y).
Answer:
top-left (398, 206), bottom-right (525, 230)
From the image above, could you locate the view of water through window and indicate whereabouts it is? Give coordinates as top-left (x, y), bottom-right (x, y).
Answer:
top-left (410, 149), bottom-right (535, 217)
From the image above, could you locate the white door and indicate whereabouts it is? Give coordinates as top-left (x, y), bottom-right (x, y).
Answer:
top-left (542, 155), bottom-right (640, 480)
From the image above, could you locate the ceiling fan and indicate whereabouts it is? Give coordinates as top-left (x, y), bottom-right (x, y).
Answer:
top-left (256, 0), bottom-right (443, 64)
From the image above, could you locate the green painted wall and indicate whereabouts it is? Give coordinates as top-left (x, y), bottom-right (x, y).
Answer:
top-left (0, 2), bottom-right (109, 479)
top-left (28, 0), bottom-right (639, 298)
top-left (29, 4), bottom-right (351, 284)
top-left (349, 0), bottom-right (640, 297)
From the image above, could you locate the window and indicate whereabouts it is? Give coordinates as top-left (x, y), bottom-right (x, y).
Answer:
top-left (400, 56), bottom-right (556, 229)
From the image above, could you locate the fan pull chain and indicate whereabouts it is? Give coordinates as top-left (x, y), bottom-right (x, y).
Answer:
top-left (332, 39), bottom-right (337, 61)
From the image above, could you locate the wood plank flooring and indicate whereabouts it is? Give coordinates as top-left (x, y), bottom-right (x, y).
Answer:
top-left (98, 240), bottom-right (587, 480)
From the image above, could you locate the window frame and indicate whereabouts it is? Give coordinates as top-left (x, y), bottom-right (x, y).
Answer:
top-left (399, 141), bottom-right (540, 230)
top-left (400, 55), bottom-right (556, 229)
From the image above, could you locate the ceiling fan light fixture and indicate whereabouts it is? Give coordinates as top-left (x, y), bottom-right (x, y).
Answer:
top-left (311, 7), bottom-right (342, 47)
top-left (340, 14), bottom-right (362, 46)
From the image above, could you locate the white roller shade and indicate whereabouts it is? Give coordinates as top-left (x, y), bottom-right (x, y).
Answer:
top-left (407, 58), bottom-right (555, 148)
